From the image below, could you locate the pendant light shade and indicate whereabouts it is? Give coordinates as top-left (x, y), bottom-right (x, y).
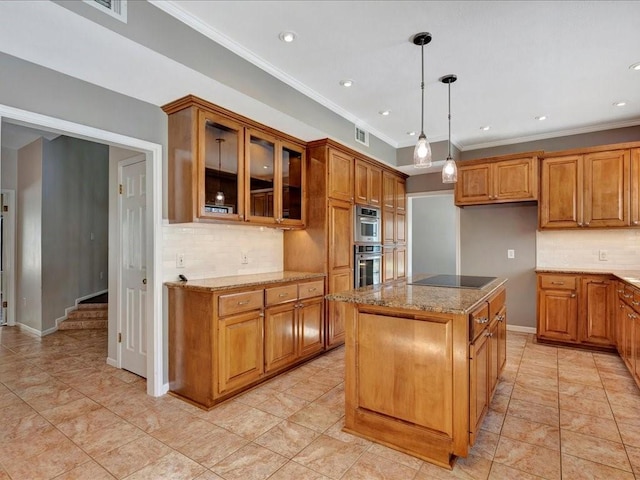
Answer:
top-left (215, 138), bottom-right (225, 205)
top-left (440, 74), bottom-right (458, 183)
top-left (412, 32), bottom-right (432, 168)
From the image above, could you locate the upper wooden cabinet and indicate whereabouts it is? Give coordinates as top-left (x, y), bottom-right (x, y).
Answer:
top-left (630, 148), bottom-right (640, 226)
top-left (455, 153), bottom-right (540, 206)
top-left (163, 95), bottom-right (306, 227)
top-left (354, 159), bottom-right (382, 207)
top-left (540, 146), bottom-right (632, 229)
top-left (328, 148), bottom-right (354, 203)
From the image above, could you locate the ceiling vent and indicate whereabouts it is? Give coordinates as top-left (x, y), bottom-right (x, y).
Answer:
top-left (355, 126), bottom-right (369, 147)
top-left (84, 0), bottom-right (127, 23)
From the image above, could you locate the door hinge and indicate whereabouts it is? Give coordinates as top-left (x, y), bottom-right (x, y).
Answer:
top-left (2, 205), bottom-right (7, 212)
top-left (2, 301), bottom-right (6, 308)
top-left (119, 184), bottom-right (123, 194)
top-left (118, 332), bottom-right (122, 343)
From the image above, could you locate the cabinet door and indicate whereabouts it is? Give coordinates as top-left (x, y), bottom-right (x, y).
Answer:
top-left (537, 288), bottom-right (579, 343)
top-left (583, 150), bottom-right (629, 228)
top-left (496, 305), bottom-right (507, 375)
top-left (631, 149), bottom-right (640, 227)
top-left (198, 110), bottom-right (245, 222)
top-left (455, 163), bottom-right (492, 205)
top-left (369, 165), bottom-right (382, 207)
top-left (280, 141), bottom-right (305, 226)
top-left (327, 270), bottom-right (351, 347)
top-left (382, 171), bottom-right (396, 210)
top-left (382, 246), bottom-right (395, 283)
top-left (489, 320), bottom-right (499, 398)
top-left (395, 177), bottom-right (406, 212)
top-left (354, 159), bottom-right (369, 205)
top-left (633, 313), bottom-right (640, 385)
top-left (328, 199), bottom-right (353, 272)
top-left (469, 329), bottom-right (489, 445)
top-left (539, 155), bottom-right (582, 229)
top-left (395, 211), bottom-right (406, 244)
top-left (246, 129), bottom-right (277, 224)
top-left (395, 246), bottom-right (407, 280)
top-left (382, 209), bottom-right (395, 245)
top-left (328, 149), bottom-right (354, 202)
top-left (493, 157), bottom-right (537, 201)
top-left (580, 276), bottom-right (616, 347)
top-left (264, 303), bottom-right (297, 373)
top-left (623, 303), bottom-right (634, 369)
top-left (218, 311), bottom-right (264, 394)
top-left (299, 297), bottom-right (325, 358)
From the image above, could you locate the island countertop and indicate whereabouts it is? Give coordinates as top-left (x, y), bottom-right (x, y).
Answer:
top-left (164, 271), bottom-right (325, 293)
top-left (326, 275), bottom-right (508, 315)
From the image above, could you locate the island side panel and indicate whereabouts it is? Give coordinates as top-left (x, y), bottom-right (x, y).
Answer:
top-left (343, 302), bottom-right (469, 469)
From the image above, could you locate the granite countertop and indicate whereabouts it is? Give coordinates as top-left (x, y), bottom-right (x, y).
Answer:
top-left (165, 271), bottom-right (325, 292)
top-left (536, 267), bottom-right (640, 289)
top-left (326, 275), bottom-right (508, 315)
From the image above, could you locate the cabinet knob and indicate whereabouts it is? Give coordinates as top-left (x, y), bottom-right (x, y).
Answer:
top-left (633, 220), bottom-right (640, 225)
top-left (578, 223), bottom-right (583, 227)
top-left (584, 222), bottom-right (590, 226)
top-left (551, 281), bottom-right (565, 285)
top-left (239, 214), bottom-right (245, 220)
top-left (570, 293), bottom-right (576, 298)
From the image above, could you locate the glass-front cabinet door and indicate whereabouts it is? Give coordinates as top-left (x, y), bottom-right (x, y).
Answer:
top-left (246, 129), bottom-right (277, 224)
top-left (280, 141), bottom-right (305, 226)
top-left (198, 110), bottom-right (245, 221)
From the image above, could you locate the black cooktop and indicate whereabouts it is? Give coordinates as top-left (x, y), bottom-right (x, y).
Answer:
top-left (409, 274), bottom-right (497, 289)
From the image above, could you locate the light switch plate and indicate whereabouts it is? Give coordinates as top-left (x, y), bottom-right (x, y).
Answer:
top-left (599, 249), bottom-right (608, 261)
top-left (507, 249), bottom-right (515, 259)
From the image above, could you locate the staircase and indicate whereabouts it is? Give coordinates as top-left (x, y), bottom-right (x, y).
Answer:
top-left (58, 302), bottom-right (108, 330)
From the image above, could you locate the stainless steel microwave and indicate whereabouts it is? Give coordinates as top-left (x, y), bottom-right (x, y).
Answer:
top-left (354, 205), bottom-right (381, 244)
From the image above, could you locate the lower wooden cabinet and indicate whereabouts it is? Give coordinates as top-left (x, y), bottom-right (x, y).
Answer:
top-left (616, 282), bottom-right (640, 388)
top-left (168, 276), bottom-right (325, 409)
top-left (537, 273), bottom-right (616, 349)
top-left (327, 270), bottom-right (351, 347)
top-left (469, 287), bottom-right (506, 445)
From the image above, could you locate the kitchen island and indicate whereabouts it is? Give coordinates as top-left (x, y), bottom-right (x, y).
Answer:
top-left (326, 275), bottom-right (507, 469)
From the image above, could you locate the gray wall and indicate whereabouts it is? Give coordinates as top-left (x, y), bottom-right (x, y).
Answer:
top-left (460, 204), bottom-right (538, 328)
top-left (42, 136), bottom-right (109, 331)
top-left (411, 194), bottom-right (457, 276)
top-left (1, 146), bottom-right (18, 190)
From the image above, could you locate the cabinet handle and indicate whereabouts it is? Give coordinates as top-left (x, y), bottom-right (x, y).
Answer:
top-left (578, 223), bottom-right (583, 227)
top-left (239, 214), bottom-right (245, 220)
top-left (551, 281), bottom-right (565, 285)
top-left (278, 293), bottom-right (289, 297)
top-left (618, 289), bottom-right (625, 293)
top-left (307, 287), bottom-right (317, 292)
top-left (237, 300), bottom-right (250, 305)
top-left (485, 332), bottom-right (493, 337)
top-left (570, 293), bottom-right (576, 298)
top-left (475, 317), bottom-right (489, 324)
top-left (624, 293), bottom-right (633, 299)
top-left (590, 281), bottom-right (606, 284)
top-left (584, 222), bottom-right (590, 226)
top-left (633, 220), bottom-right (640, 225)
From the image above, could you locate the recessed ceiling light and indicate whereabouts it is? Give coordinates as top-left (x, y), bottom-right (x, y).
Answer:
top-left (480, 125), bottom-right (491, 131)
top-left (379, 110), bottom-right (391, 116)
top-left (629, 62), bottom-right (640, 71)
top-left (339, 79), bottom-right (353, 87)
top-left (535, 115), bottom-right (547, 121)
top-left (407, 131), bottom-right (416, 136)
top-left (278, 31), bottom-right (296, 43)
top-left (613, 101), bottom-right (627, 107)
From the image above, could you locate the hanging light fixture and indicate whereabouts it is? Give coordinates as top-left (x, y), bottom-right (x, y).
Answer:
top-left (412, 32), bottom-right (433, 168)
top-left (440, 74), bottom-right (458, 183)
top-left (215, 138), bottom-right (225, 205)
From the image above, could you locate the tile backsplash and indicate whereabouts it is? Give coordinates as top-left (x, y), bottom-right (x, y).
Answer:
top-left (537, 229), bottom-right (640, 269)
top-left (163, 222), bottom-right (283, 281)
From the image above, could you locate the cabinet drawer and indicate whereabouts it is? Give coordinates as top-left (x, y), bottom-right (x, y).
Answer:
top-left (298, 280), bottom-right (324, 300)
top-left (539, 275), bottom-right (577, 290)
top-left (470, 303), bottom-right (490, 341)
top-left (632, 286), bottom-right (640, 312)
top-left (219, 290), bottom-right (264, 316)
top-left (266, 284), bottom-right (298, 306)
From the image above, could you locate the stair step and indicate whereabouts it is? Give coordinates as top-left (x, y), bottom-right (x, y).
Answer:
top-left (77, 303), bottom-right (108, 310)
top-left (59, 317), bottom-right (107, 330)
top-left (68, 309), bottom-right (108, 320)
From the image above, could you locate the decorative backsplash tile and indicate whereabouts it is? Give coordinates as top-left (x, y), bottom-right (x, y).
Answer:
top-left (537, 229), bottom-right (640, 269)
top-left (162, 222), bottom-right (283, 281)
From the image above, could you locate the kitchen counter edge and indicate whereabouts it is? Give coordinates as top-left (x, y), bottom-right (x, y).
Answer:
top-left (164, 271), bottom-right (326, 292)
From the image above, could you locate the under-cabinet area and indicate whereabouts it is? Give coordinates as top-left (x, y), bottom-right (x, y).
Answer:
top-left (166, 271), bottom-right (326, 409)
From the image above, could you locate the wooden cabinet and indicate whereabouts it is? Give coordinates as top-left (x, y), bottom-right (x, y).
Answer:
top-left (631, 148), bottom-right (640, 227)
top-left (616, 282), bottom-right (640, 388)
top-left (469, 287), bottom-right (506, 445)
top-left (540, 147), bottom-right (632, 229)
top-left (537, 273), bottom-right (616, 349)
top-left (163, 95), bottom-right (306, 227)
top-left (328, 148), bottom-right (354, 202)
top-left (382, 171), bottom-right (408, 281)
top-left (455, 153), bottom-right (539, 206)
top-left (167, 275), bottom-right (325, 409)
top-left (354, 159), bottom-right (382, 206)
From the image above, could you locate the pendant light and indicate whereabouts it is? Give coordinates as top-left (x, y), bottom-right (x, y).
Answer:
top-left (440, 74), bottom-right (458, 183)
top-left (215, 138), bottom-right (225, 205)
top-left (412, 32), bottom-right (433, 168)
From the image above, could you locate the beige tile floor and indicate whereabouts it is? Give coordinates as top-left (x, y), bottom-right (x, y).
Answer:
top-left (1, 326), bottom-right (639, 480)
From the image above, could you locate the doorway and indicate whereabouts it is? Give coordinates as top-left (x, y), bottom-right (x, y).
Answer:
top-left (408, 192), bottom-right (460, 277)
top-left (0, 105), bottom-right (163, 396)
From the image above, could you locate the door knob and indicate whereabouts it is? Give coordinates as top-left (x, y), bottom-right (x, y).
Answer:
top-left (142, 278), bottom-right (147, 285)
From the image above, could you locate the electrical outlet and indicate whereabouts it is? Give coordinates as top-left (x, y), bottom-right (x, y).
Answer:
top-left (99, 271), bottom-right (104, 280)
top-left (241, 252), bottom-right (249, 264)
top-left (507, 249), bottom-right (515, 259)
top-left (598, 249), bottom-right (608, 261)
top-left (176, 253), bottom-right (186, 268)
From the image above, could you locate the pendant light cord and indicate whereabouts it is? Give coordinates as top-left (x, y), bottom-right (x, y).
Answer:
top-left (420, 42), bottom-right (425, 135)
top-left (447, 82), bottom-right (452, 158)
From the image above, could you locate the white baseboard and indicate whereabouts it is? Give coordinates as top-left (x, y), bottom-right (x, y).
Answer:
top-left (106, 357), bottom-right (118, 368)
top-left (507, 325), bottom-right (536, 334)
top-left (16, 322), bottom-right (43, 337)
top-left (161, 383), bottom-right (170, 396)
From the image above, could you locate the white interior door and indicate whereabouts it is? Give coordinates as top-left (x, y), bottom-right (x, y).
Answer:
top-left (119, 156), bottom-right (147, 377)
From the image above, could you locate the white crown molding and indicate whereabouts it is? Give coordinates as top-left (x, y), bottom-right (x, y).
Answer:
top-left (460, 118), bottom-right (640, 152)
top-left (149, 0), bottom-right (399, 148)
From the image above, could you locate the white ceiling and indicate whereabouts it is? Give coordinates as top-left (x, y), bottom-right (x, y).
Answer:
top-left (0, 1), bottom-right (639, 159)
top-left (156, 0), bottom-right (640, 151)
